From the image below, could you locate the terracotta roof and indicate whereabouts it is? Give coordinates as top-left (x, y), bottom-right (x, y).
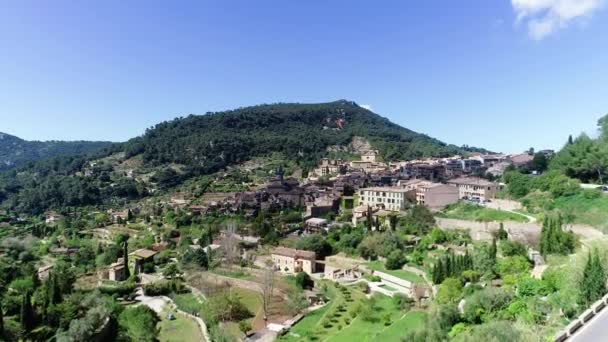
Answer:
top-left (271, 247), bottom-right (316, 260)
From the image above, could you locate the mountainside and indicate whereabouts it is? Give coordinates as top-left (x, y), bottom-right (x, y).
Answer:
top-left (0, 132), bottom-right (112, 171)
top-left (121, 100), bottom-right (487, 173)
top-left (0, 100), bottom-right (490, 214)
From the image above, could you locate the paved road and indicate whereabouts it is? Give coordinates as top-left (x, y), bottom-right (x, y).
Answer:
top-left (569, 307), bottom-right (608, 342)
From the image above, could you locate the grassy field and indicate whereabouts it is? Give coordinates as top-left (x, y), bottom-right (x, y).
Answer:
top-left (366, 260), bottom-right (426, 284)
top-left (436, 202), bottom-right (528, 222)
top-left (158, 308), bottom-right (203, 342)
top-left (552, 193), bottom-right (608, 231)
top-left (374, 311), bottom-right (427, 341)
top-left (227, 287), bottom-right (263, 339)
top-left (171, 293), bottom-right (204, 315)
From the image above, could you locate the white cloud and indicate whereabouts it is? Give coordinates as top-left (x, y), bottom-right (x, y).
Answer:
top-left (511, 0), bottom-right (604, 39)
top-left (360, 104), bottom-right (373, 111)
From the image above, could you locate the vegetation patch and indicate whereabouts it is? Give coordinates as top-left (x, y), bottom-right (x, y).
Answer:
top-left (436, 202), bottom-right (528, 222)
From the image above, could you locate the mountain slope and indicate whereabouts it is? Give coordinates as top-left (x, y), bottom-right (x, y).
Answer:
top-left (122, 100), bottom-right (486, 173)
top-left (0, 132), bottom-right (112, 171)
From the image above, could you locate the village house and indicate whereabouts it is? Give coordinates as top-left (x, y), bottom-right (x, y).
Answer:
top-left (305, 195), bottom-right (340, 218)
top-left (323, 255), bottom-right (365, 281)
top-left (361, 150), bottom-right (379, 162)
top-left (108, 209), bottom-right (129, 223)
top-left (509, 153), bottom-right (534, 168)
top-left (129, 248), bottom-right (158, 274)
top-left (312, 158), bottom-right (346, 177)
top-left (37, 264), bottom-right (54, 281)
top-left (447, 177), bottom-right (500, 202)
top-left (358, 187), bottom-right (410, 212)
top-left (45, 213), bottom-right (64, 225)
top-left (351, 204), bottom-right (378, 226)
top-left (305, 217), bottom-right (329, 233)
top-left (271, 247), bottom-right (316, 274)
top-left (400, 163), bottom-right (445, 181)
top-left (411, 182), bottom-right (460, 209)
top-left (108, 259), bottom-right (127, 281)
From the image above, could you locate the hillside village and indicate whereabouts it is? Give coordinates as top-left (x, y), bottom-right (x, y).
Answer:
top-left (1, 137), bottom-right (587, 342)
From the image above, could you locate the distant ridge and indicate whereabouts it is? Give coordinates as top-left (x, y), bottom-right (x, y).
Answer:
top-left (0, 132), bottom-right (112, 171)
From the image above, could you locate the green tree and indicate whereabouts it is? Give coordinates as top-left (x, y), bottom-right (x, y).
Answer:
top-left (385, 250), bottom-right (406, 270)
top-left (118, 306), bottom-right (159, 342)
top-left (579, 249), bottom-right (606, 307)
top-left (123, 240), bottom-right (130, 278)
top-left (295, 272), bottom-right (314, 290)
top-left (20, 290), bottom-right (34, 333)
top-left (437, 278), bottom-right (463, 304)
top-left (496, 223), bottom-right (508, 240)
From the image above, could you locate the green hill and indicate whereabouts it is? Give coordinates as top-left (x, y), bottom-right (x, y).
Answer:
top-left (0, 132), bottom-right (112, 171)
top-left (122, 100), bottom-right (485, 173)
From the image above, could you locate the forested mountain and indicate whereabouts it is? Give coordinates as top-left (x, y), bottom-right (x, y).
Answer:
top-left (122, 100), bottom-right (487, 172)
top-left (0, 100), bottom-right (489, 214)
top-left (0, 132), bottom-right (112, 171)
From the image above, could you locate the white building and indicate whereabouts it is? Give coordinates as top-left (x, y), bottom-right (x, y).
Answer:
top-left (358, 187), bottom-right (410, 211)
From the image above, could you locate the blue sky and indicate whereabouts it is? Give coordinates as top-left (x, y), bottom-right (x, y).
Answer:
top-left (0, 0), bottom-right (607, 153)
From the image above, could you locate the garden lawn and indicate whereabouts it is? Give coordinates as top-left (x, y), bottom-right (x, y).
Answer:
top-left (158, 308), bottom-right (203, 342)
top-left (326, 294), bottom-right (424, 342)
top-left (278, 282), bottom-right (362, 341)
top-left (374, 311), bottom-right (427, 341)
top-left (366, 260), bottom-right (425, 284)
top-left (227, 287), bottom-right (263, 340)
top-left (436, 202), bottom-right (528, 222)
top-left (171, 293), bottom-right (204, 315)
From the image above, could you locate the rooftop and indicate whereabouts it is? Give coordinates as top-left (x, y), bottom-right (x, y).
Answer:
top-left (129, 248), bottom-right (158, 259)
top-left (447, 177), bottom-right (496, 186)
top-left (360, 186), bottom-right (410, 193)
top-left (271, 247), bottom-right (316, 260)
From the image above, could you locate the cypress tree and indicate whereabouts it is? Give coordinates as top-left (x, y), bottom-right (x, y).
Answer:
top-left (0, 298), bottom-right (4, 338)
top-left (31, 272), bottom-right (40, 289)
top-left (20, 290), bottom-right (34, 333)
top-left (123, 240), bottom-right (131, 278)
top-left (579, 249), bottom-right (607, 306)
top-left (366, 206), bottom-right (373, 231)
top-left (489, 238), bottom-right (497, 266)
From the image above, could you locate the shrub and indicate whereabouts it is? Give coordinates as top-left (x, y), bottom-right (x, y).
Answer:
top-left (295, 272), bottom-right (314, 289)
top-left (385, 250), bottom-right (406, 270)
top-left (143, 280), bottom-right (188, 296)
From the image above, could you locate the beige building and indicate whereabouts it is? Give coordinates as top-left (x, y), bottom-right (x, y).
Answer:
top-left (447, 177), bottom-right (499, 202)
top-left (361, 150), bottom-right (378, 162)
top-left (271, 247), bottom-right (316, 274)
top-left (324, 255), bottom-right (365, 281)
top-left (313, 158), bottom-right (344, 176)
top-left (108, 260), bottom-right (127, 281)
top-left (414, 182), bottom-right (459, 209)
top-left (37, 265), bottom-right (54, 281)
top-left (358, 187), bottom-right (410, 211)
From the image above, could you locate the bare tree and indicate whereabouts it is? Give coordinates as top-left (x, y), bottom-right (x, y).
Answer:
top-left (261, 259), bottom-right (276, 321)
top-left (221, 221), bottom-right (239, 269)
